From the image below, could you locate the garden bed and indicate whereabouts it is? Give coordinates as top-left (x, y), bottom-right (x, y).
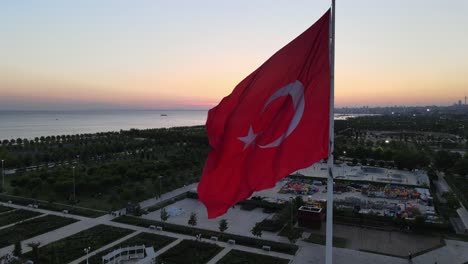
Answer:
top-left (113, 216), bottom-right (298, 255)
top-left (0, 209), bottom-right (41, 227)
top-left (23, 224), bottom-right (133, 264)
top-left (0, 205), bottom-right (13, 213)
top-left (157, 239), bottom-right (222, 264)
top-left (0, 215), bottom-right (77, 248)
top-left (304, 233), bottom-right (348, 248)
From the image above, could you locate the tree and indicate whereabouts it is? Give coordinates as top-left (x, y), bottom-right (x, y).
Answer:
top-left (219, 219), bottom-right (228, 233)
top-left (188, 212), bottom-right (197, 227)
top-left (284, 223), bottom-right (301, 244)
top-left (442, 191), bottom-right (460, 209)
top-left (251, 222), bottom-right (263, 238)
top-left (13, 241), bottom-right (22, 256)
top-left (160, 208), bottom-right (169, 222)
top-left (27, 242), bottom-right (41, 262)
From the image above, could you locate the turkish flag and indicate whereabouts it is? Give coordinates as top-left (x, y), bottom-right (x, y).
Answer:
top-left (198, 10), bottom-right (331, 218)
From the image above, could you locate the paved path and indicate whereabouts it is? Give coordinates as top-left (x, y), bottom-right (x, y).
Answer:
top-left (138, 183), bottom-right (198, 210)
top-left (435, 172), bottom-right (468, 231)
top-left (1, 183), bottom-right (467, 264)
top-left (0, 208), bottom-right (16, 216)
top-left (293, 239), bottom-right (468, 264)
top-left (69, 231), bottom-right (141, 264)
top-left (104, 220), bottom-right (295, 261)
top-left (153, 238), bottom-right (182, 257)
top-left (0, 202), bottom-right (113, 257)
top-left (206, 247), bottom-right (232, 264)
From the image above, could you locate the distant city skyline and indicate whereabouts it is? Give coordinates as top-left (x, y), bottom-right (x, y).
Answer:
top-left (1, 0), bottom-right (467, 110)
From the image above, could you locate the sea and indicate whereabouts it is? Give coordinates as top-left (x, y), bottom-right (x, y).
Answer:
top-left (0, 110), bottom-right (208, 140)
top-left (0, 110), bottom-right (363, 140)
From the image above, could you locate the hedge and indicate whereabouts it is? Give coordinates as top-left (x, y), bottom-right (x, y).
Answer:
top-left (113, 216), bottom-right (298, 255)
top-left (0, 194), bottom-right (105, 218)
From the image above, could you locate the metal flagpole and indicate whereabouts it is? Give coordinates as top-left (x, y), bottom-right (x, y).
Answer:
top-left (325, 0), bottom-right (336, 264)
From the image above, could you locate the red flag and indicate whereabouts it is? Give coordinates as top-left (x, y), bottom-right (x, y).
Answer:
top-left (198, 10), bottom-right (331, 218)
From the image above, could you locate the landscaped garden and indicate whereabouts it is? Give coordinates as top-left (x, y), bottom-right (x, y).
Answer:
top-left (83, 232), bottom-right (176, 264)
top-left (157, 239), bottom-right (222, 264)
top-left (217, 249), bottom-right (290, 264)
top-left (113, 215), bottom-right (298, 255)
top-left (0, 209), bottom-right (41, 227)
top-left (0, 214), bottom-right (77, 248)
top-left (22, 224), bottom-right (133, 264)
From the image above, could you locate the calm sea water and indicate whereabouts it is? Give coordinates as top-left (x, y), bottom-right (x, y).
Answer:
top-left (0, 110), bottom-right (208, 140)
top-left (0, 110), bottom-right (361, 140)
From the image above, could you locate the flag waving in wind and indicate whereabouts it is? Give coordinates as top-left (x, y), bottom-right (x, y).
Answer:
top-left (198, 10), bottom-right (331, 218)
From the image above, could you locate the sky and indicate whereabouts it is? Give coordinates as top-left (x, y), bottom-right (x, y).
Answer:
top-left (0, 0), bottom-right (467, 110)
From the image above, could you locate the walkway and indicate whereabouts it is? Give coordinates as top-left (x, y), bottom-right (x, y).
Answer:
top-left (69, 231), bottom-right (141, 264)
top-left (138, 183), bottom-right (198, 210)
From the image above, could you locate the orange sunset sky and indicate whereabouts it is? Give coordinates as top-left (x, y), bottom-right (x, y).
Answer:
top-left (1, 0), bottom-right (467, 110)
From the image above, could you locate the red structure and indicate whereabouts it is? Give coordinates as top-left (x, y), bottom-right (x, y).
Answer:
top-left (297, 205), bottom-right (325, 229)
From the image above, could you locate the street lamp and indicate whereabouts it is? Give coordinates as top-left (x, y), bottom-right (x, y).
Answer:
top-left (83, 246), bottom-right (91, 264)
top-left (72, 166), bottom-right (76, 203)
top-left (1, 160), bottom-right (4, 193)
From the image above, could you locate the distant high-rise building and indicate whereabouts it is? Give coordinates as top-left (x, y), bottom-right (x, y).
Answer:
top-left (459, 100), bottom-right (462, 106)
top-left (465, 96), bottom-right (467, 105)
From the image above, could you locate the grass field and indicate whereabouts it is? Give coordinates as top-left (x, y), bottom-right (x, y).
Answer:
top-left (158, 239), bottom-right (223, 264)
top-left (0, 205), bottom-right (13, 213)
top-left (83, 232), bottom-right (176, 264)
top-left (218, 249), bottom-right (290, 264)
top-left (23, 224), bottom-right (133, 264)
top-left (305, 233), bottom-right (348, 248)
top-left (0, 209), bottom-right (41, 227)
top-left (0, 214), bottom-right (77, 248)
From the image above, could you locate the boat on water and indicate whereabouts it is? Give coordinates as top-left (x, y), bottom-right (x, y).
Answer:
top-left (160, 114), bottom-right (167, 116)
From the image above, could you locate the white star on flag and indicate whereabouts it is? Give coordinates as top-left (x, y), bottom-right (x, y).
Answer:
top-left (238, 126), bottom-right (258, 150)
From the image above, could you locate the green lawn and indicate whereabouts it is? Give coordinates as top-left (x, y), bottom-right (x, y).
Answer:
top-left (158, 240), bottom-right (223, 264)
top-left (0, 205), bottom-right (13, 213)
top-left (305, 233), bottom-right (348, 248)
top-left (83, 232), bottom-right (176, 264)
top-left (218, 250), bottom-right (290, 264)
top-left (23, 224), bottom-right (133, 264)
top-left (0, 215), bottom-right (77, 248)
top-left (0, 209), bottom-right (41, 227)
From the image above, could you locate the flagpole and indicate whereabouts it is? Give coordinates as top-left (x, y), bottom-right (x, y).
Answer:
top-left (325, 0), bottom-right (335, 264)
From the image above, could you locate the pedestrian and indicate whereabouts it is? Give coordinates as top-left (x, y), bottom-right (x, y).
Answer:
top-left (408, 252), bottom-right (413, 263)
